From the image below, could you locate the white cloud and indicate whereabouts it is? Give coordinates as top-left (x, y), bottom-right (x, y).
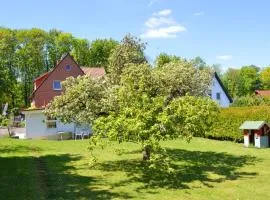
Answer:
top-left (145, 17), bottom-right (176, 28)
top-left (194, 12), bottom-right (204, 16)
top-left (153, 9), bottom-right (172, 16)
top-left (141, 9), bottom-right (186, 39)
top-left (141, 25), bottom-right (187, 38)
top-left (148, 0), bottom-right (158, 7)
top-left (216, 55), bottom-right (233, 61)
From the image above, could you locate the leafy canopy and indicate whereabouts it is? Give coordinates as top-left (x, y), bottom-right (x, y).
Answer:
top-left (45, 75), bottom-right (107, 125)
top-left (260, 67), bottom-right (270, 89)
top-left (46, 34), bottom-right (218, 162)
top-left (108, 34), bottom-right (147, 84)
top-left (89, 39), bottom-right (118, 71)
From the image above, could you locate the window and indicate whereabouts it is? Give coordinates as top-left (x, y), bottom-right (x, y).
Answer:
top-left (53, 80), bottom-right (62, 90)
top-left (45, 116), bottom-right (57, 129)
top-left (208, 90), bottom-right (212, 97)
top-left (216, 93), bottom-right (221, 100)
top-left (65, 65), bottom-right (71, 71)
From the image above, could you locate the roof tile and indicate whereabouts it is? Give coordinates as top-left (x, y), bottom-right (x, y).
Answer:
top-left (255, 90), bottom-right (270, 97)
top-left (81, 67), bottom-right (105, 78)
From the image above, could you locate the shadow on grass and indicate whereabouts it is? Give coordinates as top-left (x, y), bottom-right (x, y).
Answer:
top-left (0, 154), bottom-right (131, 200)
top-left (95, 148), bottom-right (258, 191)
top-left (0, 144), bottom-right (42, 154)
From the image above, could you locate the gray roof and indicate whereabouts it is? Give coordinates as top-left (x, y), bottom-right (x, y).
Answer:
top-left (239, 121), bottom-right (268, 130)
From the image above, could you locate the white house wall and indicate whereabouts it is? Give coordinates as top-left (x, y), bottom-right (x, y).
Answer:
top-left (244, 135), bottom-right (249, 147)
top-left (211, 77), bottom-right (231, 107)
top-left (24, 110), bottom-right (76, 139)
top-left (255, 135), bottom-right (269, 148)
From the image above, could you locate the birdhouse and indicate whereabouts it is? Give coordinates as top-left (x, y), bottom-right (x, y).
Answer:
top-left (239, 121), bottom-right (270, 148)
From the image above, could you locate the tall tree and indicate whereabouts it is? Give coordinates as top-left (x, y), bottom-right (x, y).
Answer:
top-left (222, 68), bottom-right (241, 98)
top-left (191, 56), bottom-right (207, 69)
top-left (0, 27), bottom-right (18, 107)
top-left (94, 63), bottom-right (218, 160)
top-left (211, 63), bottom-right (222, 75)
top-left (46, 63), bottom-right (218, 161)
top-left (108, 34), bottom-right (147, 84)
top-left (238, 65), bottom-right (260, 96)
top-left (16, 28), bottom-right (47, 106)
top-left (72, 38), bottom-right (91, 66)
top-left (55, 32), bottom-right (74, 57)
top-left (46, 29), bottom-right (62, 68)
top-left (154, 53), bottom-right (181, 68)
top-left (88, 39), bottom-right (118, 70)
top-left (46, 30), bottom-right (74, 68)
top-left (260, 67), bottom-right (270, 89)
top-left (155, 60), bottom-right (213, 103)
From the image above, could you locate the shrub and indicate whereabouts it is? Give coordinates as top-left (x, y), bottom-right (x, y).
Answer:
top-left (0, 115), bottom-right (10, 127)
top-left (206, 106), bottom-right (270, 142)
top-left (18, 121), bottom-right (25, 128)
top-left (1, 119), bottom-right (10, 127)
top-left (232, 95), bottom-right (270, 107)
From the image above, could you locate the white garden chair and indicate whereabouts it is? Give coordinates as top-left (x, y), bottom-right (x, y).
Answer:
top-left (74, 131), bottom-right (84, 140)
top-left (82, 131), bottom-right (91, 139)
top-left (74, 125), bottom-right (91, 140)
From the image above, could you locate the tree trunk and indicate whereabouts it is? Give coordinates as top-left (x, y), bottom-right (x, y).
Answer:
top-left (142, 145), bottom-right (151, 161)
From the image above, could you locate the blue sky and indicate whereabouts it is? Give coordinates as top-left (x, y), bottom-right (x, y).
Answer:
top-left (1, 0), bottom-right (270, 72)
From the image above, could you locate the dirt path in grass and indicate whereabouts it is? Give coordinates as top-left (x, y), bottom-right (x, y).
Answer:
top-left (32, 146), bottom-right (49, 200)
top-left (35, 157), bottom-right (49, 199)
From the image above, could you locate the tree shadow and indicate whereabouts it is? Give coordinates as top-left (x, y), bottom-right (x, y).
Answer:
top-left (0, 154), bottom-right (131, 200)
top-left (0, 144), bottom-right (42, 154)
top-left (95, 148), bottom-right (259, 191)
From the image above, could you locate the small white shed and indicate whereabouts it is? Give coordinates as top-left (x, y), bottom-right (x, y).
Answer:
top-left (239, 121), bottom-right (270, 148)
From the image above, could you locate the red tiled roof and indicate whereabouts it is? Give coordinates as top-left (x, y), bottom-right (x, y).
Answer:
top-left (33, 67), bottom-right (105, 88)
top-left (255, 90), bottom-right (270, 97)
top-left (81, 67), bottom-right (105, 78)
top-left (34, 71), bottom-right (51, 82)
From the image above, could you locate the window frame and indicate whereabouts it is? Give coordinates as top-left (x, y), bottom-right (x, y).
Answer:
top-left (65, 65), bottom-right (71, 71)
top-left (216, 92), bottom-right (221, 100)
top-left (53, 80), bottom-right (62, 91)
top-left (45, 116), bottom-right (57, 129)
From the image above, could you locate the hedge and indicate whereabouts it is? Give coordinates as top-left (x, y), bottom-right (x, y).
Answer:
top-left (205, 106), bottom-right (270, 142)
top-left (232, 95), bottom-right (270, 107)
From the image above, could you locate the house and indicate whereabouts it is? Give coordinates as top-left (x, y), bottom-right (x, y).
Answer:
top-left (23, 54), bottom-right (105, 139)
top-left (255, 90), bottom-right (270, 97)
top-left (209, 72), bottom-right (233, 107)
top-left (239, 121), bottom-right (270, 148)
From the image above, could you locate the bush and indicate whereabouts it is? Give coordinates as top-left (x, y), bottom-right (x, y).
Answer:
top-left (232, 95), bottom-right (270, 107)
top-left (18, 121), bottom-right (25, 128)
top-left (0, 115), bottom-right (10, 127)
top-left (1, 119), bottom-right (10, 127)
top-left (205, 106), bottom-right (270, 142)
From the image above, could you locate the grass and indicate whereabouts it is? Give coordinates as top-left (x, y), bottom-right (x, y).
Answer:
top-left (0, 137), bottom-right (269, 200)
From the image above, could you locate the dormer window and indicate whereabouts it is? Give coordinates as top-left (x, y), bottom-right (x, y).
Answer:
top-left (53, 80), bottom-right (62, 90)
top-left (65, 65), bottom-right (71, 71)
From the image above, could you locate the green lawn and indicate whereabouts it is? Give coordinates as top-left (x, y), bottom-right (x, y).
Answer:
top-left (0, 137), bottom-right (268, 200)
